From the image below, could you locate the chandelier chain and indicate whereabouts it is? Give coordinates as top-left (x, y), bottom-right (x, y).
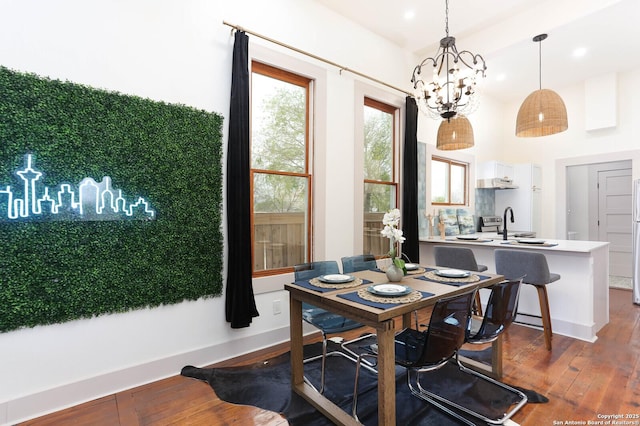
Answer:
top-left (445, 0), bottom-right (449, 36)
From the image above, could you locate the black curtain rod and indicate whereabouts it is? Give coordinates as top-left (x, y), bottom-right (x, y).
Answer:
top-left (222, 21), bottom-right (412, 96)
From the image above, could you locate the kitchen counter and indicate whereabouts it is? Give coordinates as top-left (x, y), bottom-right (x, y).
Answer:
top-left (419, 235), bottom-right (610, 343)
top-left (424, 232), bottom-right (608, 253)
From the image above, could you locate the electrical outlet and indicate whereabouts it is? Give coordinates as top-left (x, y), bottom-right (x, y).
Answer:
top-left (273, 299), bottom-right (282, 315)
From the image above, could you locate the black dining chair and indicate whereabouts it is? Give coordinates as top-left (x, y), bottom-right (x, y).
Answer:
top-left (434, 245), bottom-right (488, 316)
top-left (417, 278), bottom-right (528, 424)
top-left (294, 261), bottom-right (365, 394)
top-left (350, 288), bottom-right (477, 424)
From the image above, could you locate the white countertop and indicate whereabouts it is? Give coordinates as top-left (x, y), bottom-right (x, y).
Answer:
top-left (419, 232), bottom-right (609, 253)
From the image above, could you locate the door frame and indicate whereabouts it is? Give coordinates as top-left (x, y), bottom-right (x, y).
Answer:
top-left (556, 150), bottom-right (640, 241)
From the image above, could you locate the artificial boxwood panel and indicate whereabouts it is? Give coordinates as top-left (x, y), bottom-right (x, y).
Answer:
top-left (0, 66), bottom-right (224, 333)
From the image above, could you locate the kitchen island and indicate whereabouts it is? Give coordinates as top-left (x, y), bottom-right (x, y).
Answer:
top-left (419, 235), bottom-right (610, 343)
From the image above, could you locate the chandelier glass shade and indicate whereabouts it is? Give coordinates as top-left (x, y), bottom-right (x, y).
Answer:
top-left (411, 0), bottom-right (486, 120)
top-left (516, 34), bottom-right (568, 137)
top-left (436, 115), bottom-right (474, 150)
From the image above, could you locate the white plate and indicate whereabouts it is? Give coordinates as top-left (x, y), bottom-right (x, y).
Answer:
top-left (368, 284), bottom-right (412, 297)
top-left (405, 263), bottom-right (420, 271)
top-left (456, 235), bottom-right (479, 240)
top-left (435, 269), bottom-right (470, 278)
top-left (517, 238), bottom-right (546, 244)
top-left (318, 274), bottom-right (355, 283)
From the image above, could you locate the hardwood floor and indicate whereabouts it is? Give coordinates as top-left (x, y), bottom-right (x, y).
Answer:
top-left (21, 288), bottom-right (640, 425)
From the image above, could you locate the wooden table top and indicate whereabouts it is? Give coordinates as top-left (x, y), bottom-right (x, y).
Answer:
top-left (285, 267), bottom-right (504, 327)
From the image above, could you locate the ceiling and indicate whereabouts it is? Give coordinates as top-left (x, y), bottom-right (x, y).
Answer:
top-left (314, 0), bottom-right (640, 103)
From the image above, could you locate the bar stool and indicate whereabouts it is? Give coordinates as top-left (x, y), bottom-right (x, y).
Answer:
top-left (434, 245), bottom-right (488, 316)
top-left (494, 249), bottom-right (560, 350)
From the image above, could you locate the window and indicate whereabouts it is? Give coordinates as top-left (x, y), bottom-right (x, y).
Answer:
top-left (363, 97), bottom-right (398, 256)
top-left (431, 156), bottom-right (468, 205)
top-left (251, 62), bottom-right (312, 276)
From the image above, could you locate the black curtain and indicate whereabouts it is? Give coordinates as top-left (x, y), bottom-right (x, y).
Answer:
top-left (225, 31), bottom-right (259, 328)
top-left (402, 96), bottom-right (419, 263)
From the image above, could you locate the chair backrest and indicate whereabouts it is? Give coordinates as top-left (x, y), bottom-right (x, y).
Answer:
top-left (469, 278), bottom-right (522, 343)
top-left (495, 249), bottom-right (551, 285)
top-left (434, 246), bottom-right (480, 271)
top-left (294, 261), bottom-right (340, 281)
top-left (403, 289), bottom-right (475, 367)
top-left (341, 254), bottom-right (377, 273)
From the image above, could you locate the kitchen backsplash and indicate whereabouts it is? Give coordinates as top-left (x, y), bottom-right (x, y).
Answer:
top-left (475, 188), bottom-right (496, 231)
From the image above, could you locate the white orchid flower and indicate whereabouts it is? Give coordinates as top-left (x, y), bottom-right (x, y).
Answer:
top-left (380, 209), bottom-right (406, 274)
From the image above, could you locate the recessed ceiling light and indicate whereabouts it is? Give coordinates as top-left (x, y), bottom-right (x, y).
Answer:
top-left (404, 10), bottom-right (415, 20)
top-left (572, 47), bottom-right (588, 58)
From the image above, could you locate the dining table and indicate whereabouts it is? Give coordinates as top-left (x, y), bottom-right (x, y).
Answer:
top-left (285, 265), bottom-right (505, 426)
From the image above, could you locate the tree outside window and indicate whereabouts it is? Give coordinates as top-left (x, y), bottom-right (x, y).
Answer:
top-left (431, 156), bottom-right (468, 205)
top-left (251, 62), bottom-right (311, 275)
top-left (363, 98), bottom-right (398, 256)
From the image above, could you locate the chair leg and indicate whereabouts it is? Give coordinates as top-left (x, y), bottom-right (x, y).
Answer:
top-left (341, 333), bottom-right (378, 369)
top-left (408, 356), bottom-right (528, 425)
top-left (320, 333), bottom-right (328, 392)
top-left (407, 369), bottom-right (477, 426)
top-left (536, 285), bottom-right (553, 350)
top-left (351, 353), bottom-right (378, 422)
top-left (304, 333), bottom-right (365, 394)
top-left (473, 291), bottom-right (483, 316)
top-left (302, 333), bottom-right (330, 394)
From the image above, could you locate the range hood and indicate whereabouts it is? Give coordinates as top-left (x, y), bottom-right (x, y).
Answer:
top-left (476, 177), bottom-right (519, 189)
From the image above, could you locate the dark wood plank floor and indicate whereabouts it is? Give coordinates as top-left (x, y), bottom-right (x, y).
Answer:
top-left (21, 288), bottom-right (640, 425)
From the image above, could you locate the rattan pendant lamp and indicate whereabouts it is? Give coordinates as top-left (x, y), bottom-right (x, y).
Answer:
top-left (437, 115), bottom-right (474, 150)
top-left (516, 34), bottom-right (568, 137)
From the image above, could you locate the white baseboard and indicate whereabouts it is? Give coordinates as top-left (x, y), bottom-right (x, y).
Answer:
top-left (1, 326), bottom-right (291, 425)
top-left (513, 316), bottom-right (598, 343)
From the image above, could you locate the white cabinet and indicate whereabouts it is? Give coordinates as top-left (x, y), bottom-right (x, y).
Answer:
top-left (478, 161), bottom-right (514, 181)
top-left (495, 164), bottom-right (542, 234)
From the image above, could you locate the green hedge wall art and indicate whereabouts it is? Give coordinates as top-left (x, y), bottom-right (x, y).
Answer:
top-left (0, 66), bottom-right (224, 333)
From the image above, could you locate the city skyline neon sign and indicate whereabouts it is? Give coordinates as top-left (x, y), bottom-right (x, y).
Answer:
top-left (0, 154), bottom-right (155, 222)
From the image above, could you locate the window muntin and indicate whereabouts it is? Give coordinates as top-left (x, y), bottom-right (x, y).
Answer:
top-left (431, 156), bottom-right (468, 206)
top-left (251, 62), bottom-right (311, 276)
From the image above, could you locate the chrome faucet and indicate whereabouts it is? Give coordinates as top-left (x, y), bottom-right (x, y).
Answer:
top-left (503, 207), bottom-right (514, 240)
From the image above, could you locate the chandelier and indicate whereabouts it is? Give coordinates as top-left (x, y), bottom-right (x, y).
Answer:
top-left (411, 0), bottom-right (487, 120)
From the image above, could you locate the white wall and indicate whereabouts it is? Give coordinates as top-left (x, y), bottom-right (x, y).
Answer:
top-left (0, 0), bottom-right (414, 423)
top-left (497, 69), bottom-right (640, 238)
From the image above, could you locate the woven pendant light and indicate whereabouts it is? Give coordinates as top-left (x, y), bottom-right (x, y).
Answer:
top-left (437, 115), bottom-right (474, 150)
top-left (516, 34), bottom-right (568, 137)
top-left (516, 89), bottom-right (568, 137)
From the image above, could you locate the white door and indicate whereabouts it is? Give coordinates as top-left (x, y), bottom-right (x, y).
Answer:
top-left (598, 168), bottom-right (632, 277)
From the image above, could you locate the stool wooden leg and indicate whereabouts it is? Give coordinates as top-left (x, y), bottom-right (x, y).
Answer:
top-left (536, 285), bottom-right (552, 350)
